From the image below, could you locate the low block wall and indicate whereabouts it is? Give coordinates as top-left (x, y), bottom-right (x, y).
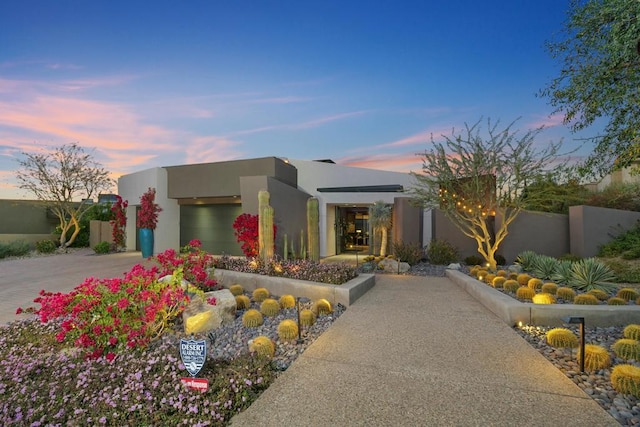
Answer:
top-left (446, 270), bottom-right (640, 327)
top-left (212, 270), bottom-right (375, 307)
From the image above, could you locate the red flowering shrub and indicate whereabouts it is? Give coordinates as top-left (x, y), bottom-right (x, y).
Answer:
top-left (232, 214), bottom-right (277, 258)
top-left (33, 265), bottom-right (189, 359)
top-left (154, 239), bottom-right (220, 292)
top-left (110, 195), bottom-right (128, 249)
top-left (233, 213), bottom-right (259, 257)
top-left (137, 187), bottom-right (162, 230)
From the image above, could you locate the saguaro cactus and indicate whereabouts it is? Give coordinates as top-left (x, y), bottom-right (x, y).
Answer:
top-left (258, 190), bottom-right (274, 262)
top-left (307, 197), bottom-right (320, 261)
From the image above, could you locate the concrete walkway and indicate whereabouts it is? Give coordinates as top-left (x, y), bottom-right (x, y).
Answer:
top-left (0, 252), bottom-right (618, 425)
top-left (231, 274), bottom-right (618, 426)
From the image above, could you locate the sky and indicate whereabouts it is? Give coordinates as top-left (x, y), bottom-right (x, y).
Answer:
top-left (0, 1), bottom-right (596, 199)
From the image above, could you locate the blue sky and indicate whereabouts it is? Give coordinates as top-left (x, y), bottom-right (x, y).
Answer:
top-left (0, 1), bottom-right (593, 199)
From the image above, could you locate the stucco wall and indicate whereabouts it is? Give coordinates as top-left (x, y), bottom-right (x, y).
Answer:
top-left (570, 205), bottom-right (640, 258)
top-left (118, 167), bottom-right (180, 254)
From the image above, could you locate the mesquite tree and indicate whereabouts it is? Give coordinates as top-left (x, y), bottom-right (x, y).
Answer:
top-left (540, 0), bottom-right (640, 178)
top-left (16, 143), bottom-right (113, 248)
top-left (410, 119), bottom-right (568, 270)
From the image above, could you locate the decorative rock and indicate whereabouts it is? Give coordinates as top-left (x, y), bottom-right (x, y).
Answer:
top-left (205, 289), bottom-right (236, 324)
top-left (158, 274), bottom-right (190, 289)
top-left (378, 258), bottom-right (410, 273)
top-left (182, 298), bottom-right (222, 334)
top-left (447, 263), bottom-right (461, 270)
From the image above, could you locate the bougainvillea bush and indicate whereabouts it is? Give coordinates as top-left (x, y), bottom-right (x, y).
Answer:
top-left (213, 256), bottom-right (358, 285)
top-left (232, 213), bottom-right (259, 258)
top-left (0, 318), bottom-right (274, 426)
top-left (155, 239), bottom-right (220, 292)
top-left (137, 187), bottom-right (162, 230)
top-left (110, 195), bottom-right (128, 250)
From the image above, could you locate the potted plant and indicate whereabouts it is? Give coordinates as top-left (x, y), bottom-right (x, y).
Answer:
top-left (136, 187), bottom-right (162, 258)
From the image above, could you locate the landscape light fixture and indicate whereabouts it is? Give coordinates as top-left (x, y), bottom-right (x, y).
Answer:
top-left (562, 316), bottom-right (585, 373)
top-left (296, 297), bottom-right (303, 344)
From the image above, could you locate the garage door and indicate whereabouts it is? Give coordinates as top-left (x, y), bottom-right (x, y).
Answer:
top-left (180, 204), bottom-right (243, 255)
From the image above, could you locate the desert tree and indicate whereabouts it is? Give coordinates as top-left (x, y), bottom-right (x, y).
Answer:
top-left (369, 200), bottom-right (392, 257)
top-left (410, 119), bottom-right (569, 270)
top-left (16, 143), bottom-right (114, 248)
top-left (540, 0), bottom-right (640, 178)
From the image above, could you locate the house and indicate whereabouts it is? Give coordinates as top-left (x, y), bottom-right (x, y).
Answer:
top-left (117, 157), bottom-right (423, 257)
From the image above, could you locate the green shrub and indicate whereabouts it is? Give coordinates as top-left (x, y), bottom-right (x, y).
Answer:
top-left (0, 240), bottom-right (31, 259)
top-left (557, 253), bottom-right (582, 262)
top-left (494, 254), bottom-right (506, 266)
top-left (93, 241), bottom-right (110, 254)
top-left (464, 255), bottom-right (484, 266)
top-left (531, 255), bottom-right (560, 280)
top-left (35, 240), bottom-right (57, 254)
top-left (551, 260), bottom-right (573, 286)
top-left (601, 258), bottom-right (640, 283)
top-left (391, 241), bottom-right (424, 265)
top-left (598, 221), bottom-right (640, 258)
top-left (426, 239), bottom-right (458, 265)
top-left (586, 182), bottom-right (640, 212)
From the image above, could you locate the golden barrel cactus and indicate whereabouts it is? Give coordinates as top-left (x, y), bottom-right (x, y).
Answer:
top-left (249, 336), bottom-right (275, 358)
top-left (607, 297), bottom-right (627, 306)
top-left (556, 287), bottom-right (576, 301)
top-left (546, 328), bottom-right (578, 348)
top-left (516, 287), bottom-right (535, 301)
top-left (517, 273), bottom-right (531, 287)
top-left (541, 283), bottom-right (558, 295)
top-left (300, 309), bottom-right (316, 326)
top-left (252, 287), bottom-right (270, 302)
top-left (242, 309), bottom-right (264, 327)
top-left (229, 283), bottom-right (244, 296)
top-left (279, 294), bottom-right (296, 309)
top-left (623, 324), bottom-right (640, 341)
top-left (503, 280), bottom-right (519, 293)
top-left (313, 299), bottom-right (333, 316)
top-left (277, 319), bottom-right (299, 340)
top-left (612, 339), bottom-right (640, 361)
top-left (573, 294), bottom-right (599, 305)
top-left (611, 364), bottom-right (640, 398)
top-left (578, 344), bottom-right (611, 371)
top-left (492, 276), bottom-right (506, 288)
top-left (260, 298), bottom-right (280, 317)
top-left (235, 295), bottom-right (251, 310)
top-left (532, 293), bottom-right (556, 305)
top-left (527, 278), bottom-right (543, 290)
top-left (617, 288), bottom-right (639, 301)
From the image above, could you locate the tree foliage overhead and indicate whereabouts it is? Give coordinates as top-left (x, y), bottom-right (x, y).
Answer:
top-left (410, 119), bottom-right (568, 269)
top-left (16, 143), bottom-right (114, 248)
top-left (540, 0), bottom-right (640, 177)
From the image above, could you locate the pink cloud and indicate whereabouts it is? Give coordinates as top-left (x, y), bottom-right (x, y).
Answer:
top-left (527, 113), bottom-right (566, 129)
top-left (184, 136), bottom-right (245, 164)
top-left (338, 152), bottom-right (423, 173)
top-left (231, 110), bottom-right (369, 136)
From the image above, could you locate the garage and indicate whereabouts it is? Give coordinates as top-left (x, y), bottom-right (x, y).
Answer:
top-left (180, 204), bottom-right (243, 255)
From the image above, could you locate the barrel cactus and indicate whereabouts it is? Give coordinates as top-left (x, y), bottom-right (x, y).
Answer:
top-left (587, 289), bottom-right (609, 301)
top-left (469, 266), bottom-right (480, 277)
top-left (242, 309), bottom-right (264, 327)
top-left (546, 328), bottom-right (578, 348)
top-left (484, 273), bottom-right (496, 285)
top-left (496, 269), bottom-right (507, 277)
top-left (235, 295), bottom-right (251, 310)
top-left (516, 287), bottom-right (535, 301)
top-left (503, 280), bottom-right (520, 293)
top-left (229, 284), bottom-right (244, 296)
top-left (624, 324), bottom-right (640, 340)
top-left (607, 297), bottom-right (627, 306)
top-left (252, 287), bottom-right (270, 302)
top-left (517, 273), bottom-right (532, 287)
top-left (612, 339), bottom-right (640, 361)
top-left (507, 272), bottom-right (518, 280)
top-left (313, 298), bottom-right (333, 316)
top-left (578, 344), bottom-right (611, 371)
top-left (279, 294), bottom-right (296, 309)
top-left (532, 293), bottom-right (556, 305)
top-left (556, 287), bottom-right (576, 301)
top-left (527, 278), bottom-right (543, 290)
top-left (492, 276), bottom-right (506, 288)
top-left (300, 309), bottom-right (316, 326)
top-left (260, 298), bottom-right (280, 316)
top-left (249, 336), bottom-right (275, 358)
top-left (541, 283), bottom-right (558, 295)
top-left (476, 269), bottom-right (489, 280)
top-left (277, 319), bottom-right (299, 341)
top-left (611, 364), bottom-right (640, 398)
top-left (573, 294), bottom-right (599, 305)
top-left (617, 288), bottom-right (639, 302)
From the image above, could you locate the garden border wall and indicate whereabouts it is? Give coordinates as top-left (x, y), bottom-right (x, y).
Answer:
top-left (446, 269), bottom-right (640, 327)
top-left (212, 270), bottom-right (375, 307)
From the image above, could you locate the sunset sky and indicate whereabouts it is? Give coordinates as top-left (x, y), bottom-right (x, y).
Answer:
top-left (0, 1), bottom-right (597, 199)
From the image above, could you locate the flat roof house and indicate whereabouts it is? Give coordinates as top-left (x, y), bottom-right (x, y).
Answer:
top-left (117, 157), bottom-right (422, 257)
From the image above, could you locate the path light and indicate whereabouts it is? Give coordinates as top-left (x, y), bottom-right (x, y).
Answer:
top-left (296, 297), bottom-right (303, 344)
top-left (563, 316), bottom-right (585, 373)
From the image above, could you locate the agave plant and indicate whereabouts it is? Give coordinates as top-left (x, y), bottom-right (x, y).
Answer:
top-left (530, 255), bottom-right (560, 280)
top-left (551, 260), bottom-right (573, 285)
top-left (515, 250), bottom-right (539, 271)
top-left (568, 258), bottom-right (617, 293)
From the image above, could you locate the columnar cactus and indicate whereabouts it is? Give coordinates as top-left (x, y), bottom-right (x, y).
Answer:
top-left (307, 197), bottom-right (320, 261)
top-left (258, 190), bottom-right (274, 262)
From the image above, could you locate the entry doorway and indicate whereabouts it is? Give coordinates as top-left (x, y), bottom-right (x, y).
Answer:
top-left (335, 206), bottom-right (370, 254)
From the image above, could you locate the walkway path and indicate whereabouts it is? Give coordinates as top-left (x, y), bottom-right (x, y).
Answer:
top-left (231, 274), bottom-right (617, 426)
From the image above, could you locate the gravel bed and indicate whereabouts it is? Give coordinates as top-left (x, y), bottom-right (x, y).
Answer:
top-left (161, 296), bottom-right (346, 373)
top-left (515, 323), bottom-right (640, 425)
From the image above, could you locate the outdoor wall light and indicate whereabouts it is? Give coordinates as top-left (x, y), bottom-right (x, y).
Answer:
top-left (562, 316), bottom-right (585, 373)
